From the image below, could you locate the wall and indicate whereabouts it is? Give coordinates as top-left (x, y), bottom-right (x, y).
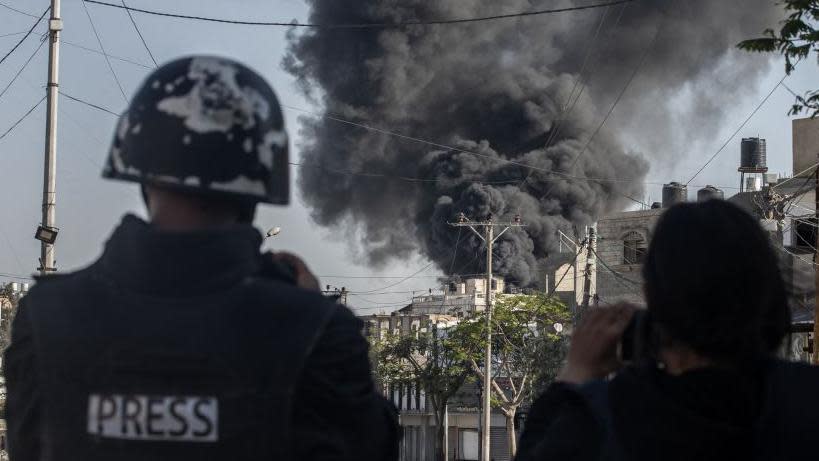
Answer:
top-left (596, 209), bottom-right (664, 305)
top-left (793, 117), bottom-right (819, 178)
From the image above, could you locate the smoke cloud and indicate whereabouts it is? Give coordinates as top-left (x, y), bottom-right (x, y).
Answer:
top-left (284, 0), bottom-right (779, 287)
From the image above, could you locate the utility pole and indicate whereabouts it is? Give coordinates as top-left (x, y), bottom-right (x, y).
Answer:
top-left (580, 225), bottom-right (597, 318)
top-left (449, 212), bottom-right (525, 461)
top-left (813, 156), bottom-right (819, 365)
top-left (37, 0), bottom-right (62, 275)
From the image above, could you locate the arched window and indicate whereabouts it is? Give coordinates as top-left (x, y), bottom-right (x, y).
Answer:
top-left (622, 231), bottom-right (647, 265)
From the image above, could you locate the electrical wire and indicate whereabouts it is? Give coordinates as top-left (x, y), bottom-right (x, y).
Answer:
top-left (0, 1), bottom-right (38, 18)
top-left (59, 91), bottom-right (120, 116)
top-left (81, 0), bottom-right (129, 103)
top-left (354, 261), bottom-right (437, 294)
top-left (281, 104), bottom-right (735, 193)
top-left (539, 18), bottom-right (662, 204)
top-left (520, 2), bottom-right (624, 188)
top-left (0, 6), bottom-right (49, 67)
top-left (0, 272), bottom-right (34, 281)
top-left (62, 39), bottom-right (153, 69)
top-left (0, 32), bottom-right (28, 39)
top-left (0, 31), bottom-right (46, 101)
top-left (0, 96), bottom-right (46, 141)
top-left (121, 0), bottom-right (157, 67)
top-left (773, 161), bottom-right (819, 190)
top-left (83, 0), bottom-right (634, 29)
top-left (686, 70), bottom-right (794, 185)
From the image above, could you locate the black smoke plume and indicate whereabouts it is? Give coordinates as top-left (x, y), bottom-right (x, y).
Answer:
top-left (284, 0), bottom-right (778, 287)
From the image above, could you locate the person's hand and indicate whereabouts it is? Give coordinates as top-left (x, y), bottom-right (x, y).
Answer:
top-left (557, 303), bottom-right (637, 385)
top-left (269, 252), bottom-right (321, 291)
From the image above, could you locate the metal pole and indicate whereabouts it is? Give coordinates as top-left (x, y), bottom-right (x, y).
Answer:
top-left (580, 226), bottom-right (597, 314)
top-left (813, 159), bottom-right (819, 364)
top-left (482, 223), bottom-right (493, 461)
top-left (40, 0), bottom-right (62, 275)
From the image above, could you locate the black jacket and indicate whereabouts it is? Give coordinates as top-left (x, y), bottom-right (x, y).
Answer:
top-left (516, 359), bottom-right (819, 461)
top-left (4, 215), bottom-right (398, 461)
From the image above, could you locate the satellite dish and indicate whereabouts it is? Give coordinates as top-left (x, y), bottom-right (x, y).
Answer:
top-left (266, 227), bottom-right (281, 238)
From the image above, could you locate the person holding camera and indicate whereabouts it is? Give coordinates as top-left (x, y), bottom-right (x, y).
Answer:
top-left (516, 199), bottom-right (819, 460)
top-left (3, 56), bottom-right (398, 461)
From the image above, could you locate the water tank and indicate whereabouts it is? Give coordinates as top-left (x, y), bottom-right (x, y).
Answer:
top-left (662, 182), bottom-right (687, 208)
top-left (10, 282), bottom-right (19, 293)
top-left (697, 185), bottom-right (724, 202)
top-left (740, 137), bottom-right (767, 170)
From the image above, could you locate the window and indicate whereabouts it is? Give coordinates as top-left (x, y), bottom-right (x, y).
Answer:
top-left (622, 231), bottom-right (647, 265)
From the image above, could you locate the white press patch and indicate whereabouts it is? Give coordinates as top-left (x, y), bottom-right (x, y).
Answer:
top-left (211, 176), bottom-right (266, 196)
top-left (156, 57), bottom-right (270, 135)
top-left (88, 394), bottom-right (218, 442)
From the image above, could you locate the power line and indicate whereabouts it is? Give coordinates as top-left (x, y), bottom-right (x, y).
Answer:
top-left (685, 71), bottom-right (793, 185)
top-left (0, 31), bottom-right (46, 101)
top-left (83, 0), bottom-right (634, 28)
top-left (356, 261), bottom-right (437, 294)
top-left (121, 0), bottom-right (157, 67)
top-left (0, 272), bottom-right (34, 281)
top-left (0, 6), bottom-right (49, 67)
top-left (81, 0), bottom-right (129, 103)
top-left (62, 39), bottom-right (153, 69)
top-left (538, 18), bottom-right (661, 204)
top-left (0, 96), bottom-right (46, 141)
top-left (281, 104), bottom-right (736, 192)
top-left (59, 91), bottom-right (120, 116)
top-left (0, 32), bottom-right (28, 39)
top-left (0, 1), bottom-right (38, 18)
top-left (520, 2), bottom-right (623, 188)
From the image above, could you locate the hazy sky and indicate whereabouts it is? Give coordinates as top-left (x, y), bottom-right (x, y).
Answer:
top-left (0, 0), bottom-right (817, 312)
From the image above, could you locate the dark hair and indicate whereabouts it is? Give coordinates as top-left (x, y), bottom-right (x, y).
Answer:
top-left (642, 199), bottom-right (790, 361)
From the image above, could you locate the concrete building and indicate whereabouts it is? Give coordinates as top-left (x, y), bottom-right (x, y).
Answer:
top-left (401, 276), bottom-right (506, 316)
top-left (595, 208), bottom-right (663, 305)
top-left (360, 278), bottom-right (526, 461)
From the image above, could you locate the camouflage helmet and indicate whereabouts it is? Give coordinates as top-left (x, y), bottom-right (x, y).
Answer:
top-left (102, 56), bottom-right (289, 205)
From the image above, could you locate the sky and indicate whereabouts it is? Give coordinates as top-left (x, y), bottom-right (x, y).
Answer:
top-left (0, 0), bottom-right (817, 313)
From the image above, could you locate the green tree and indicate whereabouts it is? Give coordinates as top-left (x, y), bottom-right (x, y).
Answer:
top-left (455, 294), bottom-right (570, 459)
top-left (738, 1), bottom-right (819, 117)
top-left (371, 323), bottom-right (473, 461)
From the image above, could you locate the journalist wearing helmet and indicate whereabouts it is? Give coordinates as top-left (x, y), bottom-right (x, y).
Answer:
top-left (4, 56), bottom-right (398, 461)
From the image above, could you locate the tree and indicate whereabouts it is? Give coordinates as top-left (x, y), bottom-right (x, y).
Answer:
top-left (454, 294), bottom-right (570, 459)
top-left (371, 322), bottom-right (473, 461)
top-left (738, 1), bottom-right (819, 117)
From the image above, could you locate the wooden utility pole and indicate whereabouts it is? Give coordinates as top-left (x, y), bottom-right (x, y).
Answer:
top-left (38, 0), bottom-right (62, 274)
top-left (580, 225), bottom-right (597, 317)
top-left (813, 157), bottom-right (819, 364)
top-left (449, 213), bottom-right (525, 461)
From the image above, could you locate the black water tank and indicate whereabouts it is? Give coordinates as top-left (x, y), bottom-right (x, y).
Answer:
top-left (697, 185), bottom-right (724, 202)
top-left (740, 137), bottom-right (767, 170)
top-left (662, 182), bottom-right (687, 208)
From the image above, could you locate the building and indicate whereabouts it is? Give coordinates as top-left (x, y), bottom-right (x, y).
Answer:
top-left (360, 277), bottom-right (527, 461)
top-left (404, 276), bottom-right (506, 316)
top-left (596, 208), bottom-right (663, 305)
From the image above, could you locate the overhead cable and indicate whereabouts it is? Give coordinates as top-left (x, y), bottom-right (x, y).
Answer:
top-left (62, 39), bottom-right (153, 69)
top-left (82, 0), bottom-right (634, 28)
top-left (0, 1), bottom-right (38, 18)
top-left (81, 0), bottom-right (129, 103)
top-left (685, 69), bottom-right (795, 185)
top-left (121, 0), bottom-right (157, 67)
top-left (0, 6), bottom-right (49, 67)
top-left (0, 96), bottom-right (46, 141)
top-left (0, 31), bottom-right (46, 101)
top-left (59, 91), bottom-right (120, 116)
